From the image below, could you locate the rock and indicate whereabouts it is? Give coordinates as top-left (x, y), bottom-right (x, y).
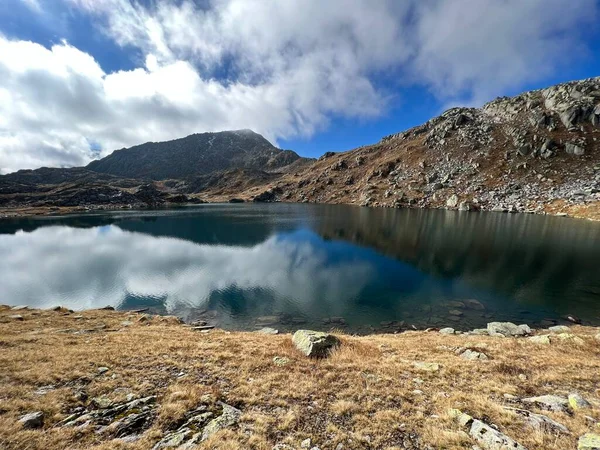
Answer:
top-left (97, 367), bottom-right (110, 375)
top-left (273, 356), bottom-right (290, 367)
top-left (505, 407), bottom-right (569, 435)
top-left (201, 403), bottom-right (241, 441)
top-left (569, 393), bottom-right (592, 410)
top-left (153, 428), bottom-right (193, 449)
top-left (91, 395), bottom-right (113, 409)
top-left (446, 194), bottom-right (459, 208)
top-left (528, 335), bottom-right (551, 344)
top-left (121, 321), bottom-right (133, 327)
top-left (464, 299), bottom-right (485, 310)
top-left (487, 322), bottom-right (531, 337)
top-left (595, 333), bottom-right (600, 342)
top-left (18, 411), bottom-right (44, 429)
top-left (257, 327), bottom-right (279, 335)
top-left (548, 325), bottom-right (570, 333)
top-left (450, 409), bottom-right (527, 450)
top-left (273, 445), bottom-right (295, 450)
top-left (469, 419), bottom-right (528, 450)
top-left (413, 362), bottom-right (440, 372)
top-left (555, 333), bottom-right (585, 345)
top-left (439, 327), bottom-right (455, 335)
top-left (565, 142), bottom-right (585, 156)
top-left (301, 438), bottom-right (312, 448)
top-left (460, 349), bottom-right (489, 361)
top-left (292, 330), bottom-right (340, 357)
top-left (470, 329), bottom-right (489, 336)
top-left (579, 434), bottom-right (600, 450)
top-left (448, 310), bottom-right (463, 316)
top-left (522, 395), bottom-right (570, 413)
top-left (9, 314), bottom-right (24, 321)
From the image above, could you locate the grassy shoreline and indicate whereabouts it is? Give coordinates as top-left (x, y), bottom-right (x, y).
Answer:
top-left (1, 306), bottom-right (599, 449)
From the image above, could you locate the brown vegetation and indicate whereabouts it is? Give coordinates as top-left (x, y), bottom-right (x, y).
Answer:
top-left (1, 307), bottom-right (599, 449)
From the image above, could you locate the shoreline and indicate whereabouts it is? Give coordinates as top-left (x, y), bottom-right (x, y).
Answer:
top-left (1, 306), bottom-right (600, 449)
top-left (2, 197), bottom-right (600, 222)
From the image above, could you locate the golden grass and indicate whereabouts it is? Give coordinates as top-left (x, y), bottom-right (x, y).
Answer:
top-left (0, 307), bottom-right (599, 449)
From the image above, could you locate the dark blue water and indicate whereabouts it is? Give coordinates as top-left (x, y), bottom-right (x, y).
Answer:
top-left (1, 204), bottom-right (599, 333)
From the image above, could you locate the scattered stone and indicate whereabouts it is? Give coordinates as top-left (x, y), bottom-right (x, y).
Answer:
top-left (487, 322), bottom-right (531, 337)
top-left (257, 327), bottom-right (279, 335)
top-left (579, 434), bottom-right (600, 450)
top-left (273, 356), bottom-right (290, 367)
top-left (548, 325), bottom-right (570, 333)
top-left (18, 411), bottom-right (44, 429)
top-left (505, 407), bottom-right (569, 435)
top-left (292, 330), bottom-right (340, 357)
top-left (569, 393), bottom-right (592, 410)
top-left (413, 362), bottom-right (440, 372)
top-left (528, 335), bottom-right (551, 344)
top-left (201, 403), bottom-right (241, 441)
top-left (439, 327), bottom-right (455, 335)
top-left (522, 395), bottom-right (570, 413)
top-left (460, 349), bottom-right (489, 361)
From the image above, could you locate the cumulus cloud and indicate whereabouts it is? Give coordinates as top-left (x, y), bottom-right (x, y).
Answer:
top-left (0, 0), bottom-right (597, 172)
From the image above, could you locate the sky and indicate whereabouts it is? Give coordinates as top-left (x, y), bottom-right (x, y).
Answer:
top-left (0, 0), bottom-right (599, 173)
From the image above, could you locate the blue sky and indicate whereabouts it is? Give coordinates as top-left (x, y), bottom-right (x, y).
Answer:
top-left (0, 0), bottom-right (599, 172)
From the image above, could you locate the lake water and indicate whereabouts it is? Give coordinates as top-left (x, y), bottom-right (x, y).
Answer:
top-left (1, 204), bottom-right (599, 333)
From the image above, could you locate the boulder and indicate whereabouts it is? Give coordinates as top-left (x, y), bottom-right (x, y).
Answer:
top-left (548, 325), bottom-right (570, 333)
top-left (565, 142), bottom-right (585, 156)
top-left (18, 411), bottom-right (44, 429)
top-left (201, 403), bottom-right (241, 441)
top-left (256, 327), bottom-right (279, 335)
top-left (292, 330), bottom-right (340, 357)
top-left (505, 407), bottom-right (569, 435)
top-left (579, 434), bottom-right (600, 450)
top-left (528, 335), bottom-right (551, 344)
top-left (470, 418), bottom-right (528, 450)
top-left (460, 349), bottom-right (489, 361)
top-left (487, 322), bottom-right (531, 337)
top-left (439, 327), bottom-right (455, 335)
top-left (569, 393), bottom-right (592, 410)
top-left (446, 194), bottom-right (459, 208)
top-left (522, 395), bottom-right (570, 413)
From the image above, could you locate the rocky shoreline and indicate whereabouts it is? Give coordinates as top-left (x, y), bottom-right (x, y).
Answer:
top-left (1, 305), bottom-right (599, 449)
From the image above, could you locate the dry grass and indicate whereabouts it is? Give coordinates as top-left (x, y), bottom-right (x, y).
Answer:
top-left (0, 307), bottom-right (599, 449)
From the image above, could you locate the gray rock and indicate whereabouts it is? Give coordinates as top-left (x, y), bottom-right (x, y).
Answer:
top-left (301, 438), bottom-right (312, 448)
top-left (487, 322), bottom-right (531, 337)
top-left (505, 407), bottom-right (569, 434)
top-left (292, 330), bottom-right (340, 357)
top-left (522, 395), bottom-right (570, 413)
top-left (97, 366), bottom-right (110, 375)
top-left (201, 403), bottom-right (241, 441)
top-left (527, 335), bottom-right (551, 344)
top-left (446, 194), bottom-right (459, 208)
top-left (273, 356), bottom-right (290, 367)
top-left (470, 418), bottom-right (528, 450)
top-left (257, 327), bottom-right (279, 335)
top-left (470, 329), bottom-right (489, 336)
top-left (152, 428), bottom-right (193, 449)
top-left (439, 327), bottom-right (455, 335)
top-left (569, 393), bottom-right (592, 410)
top-left (548, 325), bottom-right (570, 333)
top-left (9, 314), bottom-right (24, 321)
top-left (565, 142), bottom-right (585, 156)
top-left (460, 349), bottom-right (489, 361)
top-left (18, 411), bottom-right (44, 429)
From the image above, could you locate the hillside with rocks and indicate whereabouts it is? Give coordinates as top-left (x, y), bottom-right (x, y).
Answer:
top-left (86, 129), bottom-right (309, 180)
top-left (233, 77), bottom-right (600, 219)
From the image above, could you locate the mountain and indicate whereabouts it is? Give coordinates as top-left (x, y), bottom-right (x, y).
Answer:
top-left (234, 77), bottom-right (599, 219)
top-left (86, 129), bottom-right (308, 180)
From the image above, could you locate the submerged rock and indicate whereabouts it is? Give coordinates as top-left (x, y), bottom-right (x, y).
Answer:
top-left (292, 330), bottom-right (340, 357)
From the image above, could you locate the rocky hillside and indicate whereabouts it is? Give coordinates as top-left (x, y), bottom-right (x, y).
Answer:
top-left (86, 129), bottom-right (309, 180)
top-left (233, 77), bottom-right (600, 219)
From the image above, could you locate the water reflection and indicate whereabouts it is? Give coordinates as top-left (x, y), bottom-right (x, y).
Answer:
top-left (1, 204), bottom-right (599, 331)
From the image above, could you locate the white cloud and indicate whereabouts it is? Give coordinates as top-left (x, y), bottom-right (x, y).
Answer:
top-left (0, 0), bottom-right (597, 172)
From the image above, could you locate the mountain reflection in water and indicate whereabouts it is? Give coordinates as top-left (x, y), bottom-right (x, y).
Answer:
top-left (0, 204), bottom-right (598, 332)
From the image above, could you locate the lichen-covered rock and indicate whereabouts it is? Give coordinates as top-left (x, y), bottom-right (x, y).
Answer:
top-left (487, 322), bottom-right (531, 337)
top-left (528, 335), bottom-right (551, 344)
top-left (201, 403), bottom-right (241, 441)
top-left (469, 419), bottom-right (528, 450)
top-left (578, 434), bottom-right (600, 450)
top-left (569, 393), bottom-right (592, 410)
top-left (548, 325), bottom-right (570, 333)
top-left (292, 330), bottom-right (340, 357)
top-left (460, 349), bottom-right (489, 361)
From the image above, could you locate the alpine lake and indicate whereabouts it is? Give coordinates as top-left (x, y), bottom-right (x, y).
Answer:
top-left (1, 203), bottom-right (599, 334)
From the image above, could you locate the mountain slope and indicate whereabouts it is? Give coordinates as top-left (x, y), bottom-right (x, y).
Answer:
top-left (233, 77), bottom-right (599, 219)
top-left (86, 129), bottom-right (308, 180)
